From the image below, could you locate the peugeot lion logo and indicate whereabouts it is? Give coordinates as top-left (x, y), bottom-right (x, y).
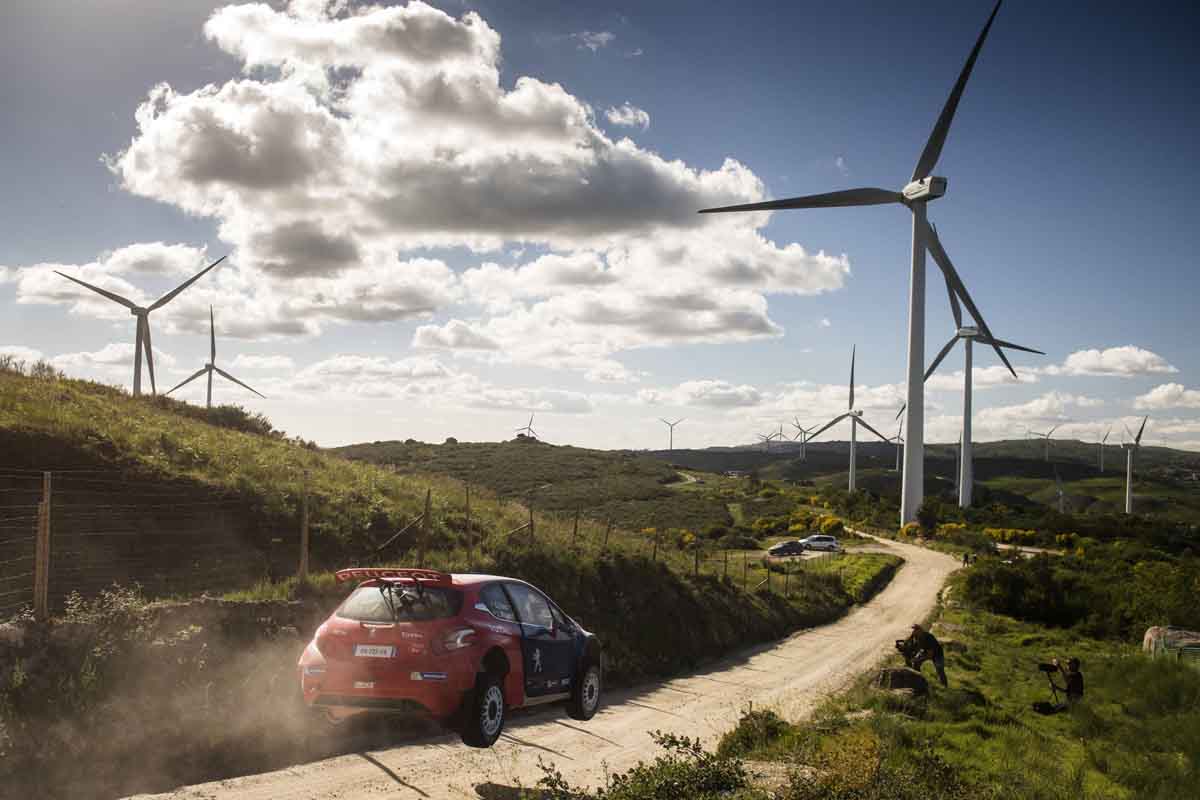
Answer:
top-left (532, 648), bottom-right (543, 673)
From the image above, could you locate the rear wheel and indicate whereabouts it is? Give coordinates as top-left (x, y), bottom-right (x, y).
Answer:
top-left (567, 661), bottom-right (602, 721)
top-left (460, 673), bottom-right (505, 748)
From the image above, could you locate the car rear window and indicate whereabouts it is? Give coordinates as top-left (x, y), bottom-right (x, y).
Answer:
top-left (338, 584), bottom-right (463, 623)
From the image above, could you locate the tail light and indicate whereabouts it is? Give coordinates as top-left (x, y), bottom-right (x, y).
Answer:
top-left (315, 630), bottom-right (345, 659)
top-left (442, 627), bottom-right (477, 652)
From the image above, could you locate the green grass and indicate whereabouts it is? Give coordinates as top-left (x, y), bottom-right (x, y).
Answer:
top-left (716, 606), bottom-right (1200, 799)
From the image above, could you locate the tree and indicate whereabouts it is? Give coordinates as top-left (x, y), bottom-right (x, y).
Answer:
top-left (917, 499), bottom-right (940, 533)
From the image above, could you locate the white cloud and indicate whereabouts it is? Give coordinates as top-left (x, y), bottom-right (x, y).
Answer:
top-left (976, 391), bottom-right (1104, 429)
top-left (1133, 383), bottom-right (1200, 410)
top-left (571, 31), bottom-right (615, 52)
top-left (230, 354), bottom-right (295, 370)
top-left (818, 317), bottom-right (831, 328)
top-left (640, 379), bottom-right (763, 409)
top-left (466, 388), bottom-right (593, 414)
top-left (624, 48), bottom-right (643, 58)
top-left (0, 345), bottom-right (44, 363)
top-left (412, 319), bottom-right (501, 351)
top-left (1041, 346), bottom-right (1177, 377)
top-left (605, 102), bottom-right (650, 130)
top-left (51, 342), bottom-right (176, 371)
top-left (926, 364), bottom-right (1038, 392)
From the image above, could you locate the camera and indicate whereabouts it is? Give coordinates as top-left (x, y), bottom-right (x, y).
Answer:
top-left (1037, 662), bottom-right (1058, 673)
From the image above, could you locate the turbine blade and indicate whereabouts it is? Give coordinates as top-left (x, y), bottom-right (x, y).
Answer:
top-left (148, 255), bottom-right (226, 311)
top-left (924, 222), bottom-right (1015, 377)
top-left (945, 271), bottom-right (963, 329)
top-left (1048, 424), bottom-right (1060, 437)
top-left (849, 345), bottom-right (856, 410)
top-left (210, 306), bottom-right (217, 362)
top-left (856, 417), bottom-right (891, 443)
top-left (698, 187), bottom-right (904, 214)
top-left (165, 367), bottom-right (208, 396)
top-left (807, 413), bottom-right (849, 442)
top-left (978, 336), bottom-right (1044, 355)
top-left (54, 271), bottom-right (138, 309)
top-left (924, 335), bottom-right (960, 381)
top-left (141, 317), bottom-right (157, 395)
top-left (1135, 416), bottom-right (1148, 445)
top-left (213, 365), bottom-right (266, 398)
top-left (896, 404), bottom-right (906, 420)
top-left (911, 0), bottom-right (1003, 181)
top-left (1102, 426), bottom-right (1111, 444)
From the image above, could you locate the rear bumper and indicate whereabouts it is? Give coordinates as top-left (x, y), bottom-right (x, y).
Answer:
top-left (298, 643), bottom-right (475, 719)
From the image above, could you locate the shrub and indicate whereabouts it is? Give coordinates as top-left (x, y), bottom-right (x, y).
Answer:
top-left (717, 706), bottom-right (790, 757)
top-left (899, 522), bottom-right (921, 539)
top-left (916, 498), bottom-right (940, 532)
top-left (819, 516), bottom-right (845, 536)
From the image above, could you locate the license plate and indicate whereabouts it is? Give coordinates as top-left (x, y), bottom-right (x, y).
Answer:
top-left (354, 644), bottom-right (395, 658)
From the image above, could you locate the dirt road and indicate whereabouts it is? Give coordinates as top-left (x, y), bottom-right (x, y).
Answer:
top-left (131, 537), bottom-right (956, 800)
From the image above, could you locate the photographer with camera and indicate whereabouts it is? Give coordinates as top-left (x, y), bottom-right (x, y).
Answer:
top-left (1049, 657), bottom-right (1083, 709)
top-left (904, 623), bottom-right (947, 687)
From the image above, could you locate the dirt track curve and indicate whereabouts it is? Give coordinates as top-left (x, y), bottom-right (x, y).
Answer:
top-left (131, 537), bottom-right (957, 800)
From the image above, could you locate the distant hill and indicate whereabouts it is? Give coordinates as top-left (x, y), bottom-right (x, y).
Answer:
top-left (331, 438), bottom-right (736, 532)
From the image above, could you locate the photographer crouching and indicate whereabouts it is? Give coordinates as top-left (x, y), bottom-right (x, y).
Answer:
top-left (902, 623), bottom-right (947, 687)
top-left (1049, 657), bottom-right (1084, 710)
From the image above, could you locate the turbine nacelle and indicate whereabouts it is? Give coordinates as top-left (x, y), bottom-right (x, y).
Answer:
top-left (901, 176), bottom-right (947, 203)
top-left (957, 325), bottom-right (980, 338)
top-left (130, 307), bottom-right (148, 317)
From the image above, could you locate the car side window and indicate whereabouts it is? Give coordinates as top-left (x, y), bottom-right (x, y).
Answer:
top-left (549, 603), bottom-right (572, 633)
top-left (505, 583), bottom-right (554, 629)
top-left (480, 583), bottom-right (517, 622)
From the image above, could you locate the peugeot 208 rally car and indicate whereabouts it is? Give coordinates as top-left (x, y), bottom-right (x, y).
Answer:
top-left (298, 568), bottom-right (603, 747)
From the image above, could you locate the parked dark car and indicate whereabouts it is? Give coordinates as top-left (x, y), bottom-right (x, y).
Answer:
top-left (768, 540), bottom-right (806, 557)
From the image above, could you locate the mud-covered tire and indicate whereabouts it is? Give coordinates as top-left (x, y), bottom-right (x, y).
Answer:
top-left (567, 660), bottom-right (602, 721)
top-left (460, 673), bottom-right (505, 748)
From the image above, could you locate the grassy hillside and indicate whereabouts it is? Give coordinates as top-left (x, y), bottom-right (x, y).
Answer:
top-left (332, 439), bottom-right (739, 531)
top-left (0, 365), bottom-right (687, 603)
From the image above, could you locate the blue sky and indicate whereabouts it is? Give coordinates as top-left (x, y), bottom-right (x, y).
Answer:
top-left (2, 0), bottom-right (1199, 450)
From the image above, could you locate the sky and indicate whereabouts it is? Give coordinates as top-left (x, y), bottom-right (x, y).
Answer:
top-left (2, 0), bottom-right (1200, 451)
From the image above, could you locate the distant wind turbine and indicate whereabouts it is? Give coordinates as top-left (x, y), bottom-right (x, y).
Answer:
top-left (1098, 426), bottom-right (1112, 472)
top-left (55, 255), bottom-right (226, 396)
top-left (888, 417), bottom-right (905, 472)
top-left (1028, 425), bottom-right (1060, 462)
top-left (659, 418), bottom-right (685, 452)
top-left (700, 1), bottom-right (1007, 524)
top-left (897, 255), bottom-right (1043, 507)
top-left (165, 306), bottom-right (264, 408)
top-left (791, 418), bottom-right (816, 461)
top-left (1123, 416), bottom-right (1149, 514)
top-left (805, 346), bottom-right (890, 491)
top-left (516, 414), bottom-right (538, 440)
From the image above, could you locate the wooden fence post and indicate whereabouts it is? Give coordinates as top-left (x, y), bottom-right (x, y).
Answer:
top-left (784, 563), bottom-right (790, 597)
top-left (418, 488), bottom-right (431, 568)
top-left (652, 530), bottom-right (659, 562)
top-left (694, 544), bottom-right (700, 576)
top-left (603, 518), bottom-right (612, 551)
top-left (465, 482), bottom-right (472, 570)
top-left (528, 502), bottom-right (535, 545)
top-left (766, 561), bottom-right (772, 593)
top-left (743, 552), bottom-right (748, 588)
top-left (298, 470), bottom-right (310, 581)
top-left (572, 509), bottom-right (580, 549)
top-left (724, 548), bottom-right (729, 579)
top-left (33, 471), bottom-right (51, 623)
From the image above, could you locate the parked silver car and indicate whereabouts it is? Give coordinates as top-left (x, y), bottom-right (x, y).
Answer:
top-left (799, 534), bottom-right (840, 552)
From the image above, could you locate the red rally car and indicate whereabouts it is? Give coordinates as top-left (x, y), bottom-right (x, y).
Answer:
top-left (298, 568), bottom-right (604, 747)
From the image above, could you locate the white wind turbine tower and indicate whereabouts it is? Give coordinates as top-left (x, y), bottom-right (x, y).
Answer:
top-left (55, 255), bottom-right (226, 396)
top-left (659, 418), bottom-right (685, 452)
top-left (516, 414), bottom-right (538, 440)
top-left (1123, 416), bottom-right (1149, 514)
top-left (805, 346), bottom-right (890, 491)
top-left (791, 418), bottom-right (816, 461)
top-left (700, 1), bottom-right (1006, 523)
top-left (756, 430), bottom-right (779, 453)
top-left (165, 307), bottom-right (265, 408)
top-left (1028, 425), bottom-right (1059, 462)
top-left (898, 265), bottom-right (1043, 507)
top-left (1098, 426), bottom-right (1112, 472)
top-left (888, 417), bottom-right (905, 472)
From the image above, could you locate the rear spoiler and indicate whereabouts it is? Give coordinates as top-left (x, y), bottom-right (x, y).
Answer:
top-left (334, 568), bottom-right (452, 585)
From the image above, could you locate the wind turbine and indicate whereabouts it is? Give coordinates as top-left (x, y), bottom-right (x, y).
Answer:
top-left (55, 255), bottom-right (226, 396)
top-left (756, 430), bottom-right (779, 453)
top-left (659, 418), bottom-right (685, 452)
top-left (1123, 416), bottom-right (1149, 515)
top-left (805, 346), bottom-right (890, 491)
top-left (516, 414), bottom-right (538, 440)
top-left (888, 417), bottom-right (905, 472)
top-left (700, 1), bottom-right (1006, 523)
top-left (165, 306), bottom-right (265, 408)
top-left (791, 418), bottom-right (816, 461)
top-left (1098, 426), bottom-right (1112, 472)
top-left (1028, 425), bottom-right (1059, 462)
top-left (903, 262), bottom-right (1043, 507)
